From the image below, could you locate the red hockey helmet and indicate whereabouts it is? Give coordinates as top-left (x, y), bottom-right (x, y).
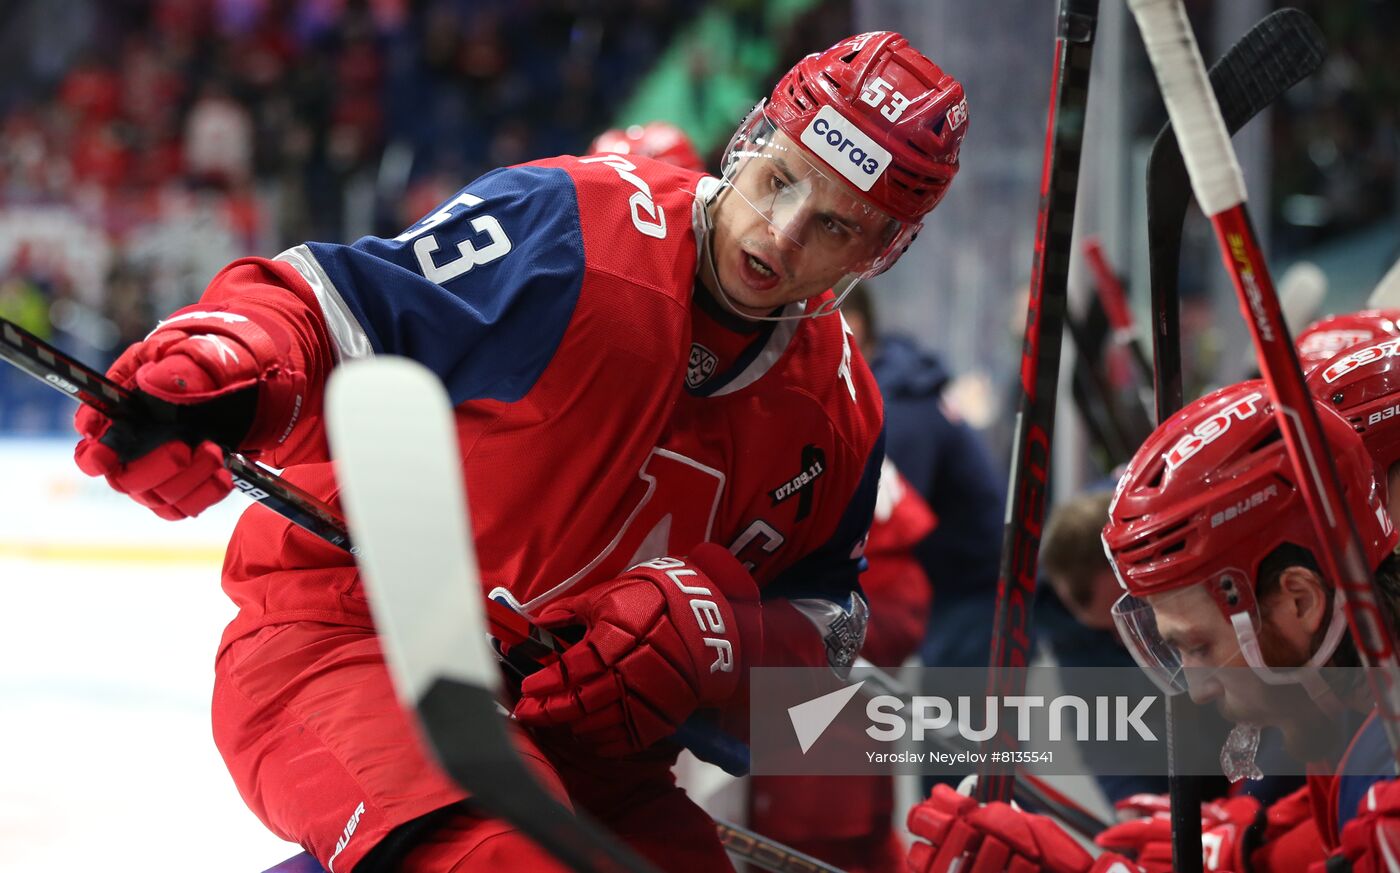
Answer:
top-left (714, 32), bottom-right (966, 288)
top-left (1102, 380), bottom-right (1395, 695)
top-left (765, 31), bottom-right (967, 225)
top-left (1294, 309), bottom-right (1400, 374)
top-left (588, 122), bottom-right (706, 174)
top-left (1309, 334), bottom-right (1400, 474)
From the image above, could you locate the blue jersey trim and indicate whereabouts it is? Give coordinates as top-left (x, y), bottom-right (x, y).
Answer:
top-left (305, 165), bottom-right (585, 405)
top-left (1338, 711), bottom-right (1397, 832)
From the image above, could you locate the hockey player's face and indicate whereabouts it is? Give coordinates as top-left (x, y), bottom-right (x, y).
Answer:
top-left (1149, 583), bottom-right (1336, 755)
top-left (708, 132), bottom-right (893, 314)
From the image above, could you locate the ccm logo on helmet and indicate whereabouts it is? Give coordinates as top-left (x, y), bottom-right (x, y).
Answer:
top-left (800, 105), bottom-right (893, 193)
top-left (1322, 337), bottom-right (1400, 384)
top-left (1164, 391), bottom-right (1265, 471)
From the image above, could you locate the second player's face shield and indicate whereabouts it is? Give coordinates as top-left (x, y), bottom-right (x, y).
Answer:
top-left (1110, 567), bottom-right (1350, 703)
top-left (720, 107), bottom-right (913, 283)
top-left (1110, 582), bottom-right (1245, 698)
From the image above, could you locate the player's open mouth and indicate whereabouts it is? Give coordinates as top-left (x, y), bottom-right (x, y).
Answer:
top-left (739, 250), bottom-right (782, 291)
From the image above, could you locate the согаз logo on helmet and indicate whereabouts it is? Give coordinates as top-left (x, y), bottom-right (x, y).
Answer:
top-left (800, 106), bottom-right (892, 192)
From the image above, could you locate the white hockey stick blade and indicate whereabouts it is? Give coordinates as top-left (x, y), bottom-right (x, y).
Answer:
top-left (326, 357), bottom-right (661, 873)
top-left (326, 356), bottom-right (498, 705)
top-left (1367, 256), bottom-right (1400, 310)
top-left (1279, 261), bottom-right (1327, 336)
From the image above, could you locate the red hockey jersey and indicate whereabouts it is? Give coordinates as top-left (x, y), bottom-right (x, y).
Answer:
top-left (210, 154), bottom-right (886, 681)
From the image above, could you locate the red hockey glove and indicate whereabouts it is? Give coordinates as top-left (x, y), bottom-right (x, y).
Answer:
top-left (1096, 794), bottom-right (1261, 873)
top-left (513, 544), bottom-right (763, 756)
top-left (1327, 779), bottom-right (1400, 873)
top-left (907, 784), bottom-right (1138, 873)
top-left (73, 304), bottom-right (306, 520)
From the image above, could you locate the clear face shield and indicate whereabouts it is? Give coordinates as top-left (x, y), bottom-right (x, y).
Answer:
top-left (703, 105), bottom-right (918, 321)
top-left (1110, 568), bottom-right (1348, 696)
top-left (1109, 566), bottom-right (1350, 781)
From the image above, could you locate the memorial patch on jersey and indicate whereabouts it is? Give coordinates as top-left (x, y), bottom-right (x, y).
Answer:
top-left (687, 343), bottom-right (718, 389)
top-left (799, 105), bottom-right (891, 192)
top-left (770, 444), bottom-right (826, 522)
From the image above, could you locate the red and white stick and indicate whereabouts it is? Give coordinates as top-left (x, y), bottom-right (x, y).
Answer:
top-left (1127, 0), bottom-right (1400, 759)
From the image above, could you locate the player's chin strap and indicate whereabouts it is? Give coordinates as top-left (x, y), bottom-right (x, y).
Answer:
top-left (691, 175), bottom-right (858, 323)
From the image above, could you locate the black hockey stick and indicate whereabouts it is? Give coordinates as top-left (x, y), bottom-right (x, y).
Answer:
top-left (1143, 11), bottom-right (1325, 872)
top-left (0, 314), bottom-right (750, 776)
top-left (1145, 7), bottom-right (1325, 413)
top-left (978, 0), bottom-right (1100, 805)
top-left (1065, 308), bottom-right (1137, 468)
top-left (0, 319), bottom-right (355, 550)
top-left (715, 819), bottom-right (845, 873)
top-left (267, 818), bottom-right (848, 873)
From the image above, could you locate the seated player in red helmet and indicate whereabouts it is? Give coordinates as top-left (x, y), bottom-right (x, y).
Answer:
top-left (905, 381), bottom-right (1400, 873)
top-left (1310, 333), bottom-right (1400, 523)
top-left (71, 31), bottom-right (968, 873)
top-left (589, 121), bottom-right (707, 175)
top-left (1295, 310), bottom-right (1400, 375)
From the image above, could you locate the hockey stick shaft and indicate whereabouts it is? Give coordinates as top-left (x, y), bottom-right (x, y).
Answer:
top-left (978, 0), bottom-right (1099, 804)
top-left (330, 357), bottom-right (660, 873)
top-left (0, 315), bottom-right (748, 773)
top-left (1065, 311), bottom-right (1136, 464)
top-left (0, 318), bottom-right (354, 549)
top-left (1141, 12), bottom-right (1326, 870)
top-left (271, 817), bottom-right (847, 873)
top-left (1129, 0), bottom-right (1400, 763)
top-left (1082, 237), bottom-right (1152, 383)
top-left (1146, 7), bottom-right (1325, 420)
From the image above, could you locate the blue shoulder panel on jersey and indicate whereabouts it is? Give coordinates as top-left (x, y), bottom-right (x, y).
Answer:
top-left (764, 426), bottom-right (886, 604)
top-left (1338, 712), bottom-right (1396, 833)
top-left (305, 165), bottom-right (584, 405)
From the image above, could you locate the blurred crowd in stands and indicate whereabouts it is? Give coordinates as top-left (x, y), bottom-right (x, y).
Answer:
top-left (1271, 0), bottom-right (1400, 250)
top-left (0, 0), bottom-right (702, 429)
top-left (0, 0), bottom-right (1393, 433)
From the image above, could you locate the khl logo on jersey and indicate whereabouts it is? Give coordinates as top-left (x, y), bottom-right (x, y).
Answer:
top-left (800, 105), bottom-right (892, 192)
top-left (687, 343), bottom-right (718, 389)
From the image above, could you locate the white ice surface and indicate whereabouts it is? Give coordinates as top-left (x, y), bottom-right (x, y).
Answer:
top-left (0, 439), bottom-right (302, 872)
